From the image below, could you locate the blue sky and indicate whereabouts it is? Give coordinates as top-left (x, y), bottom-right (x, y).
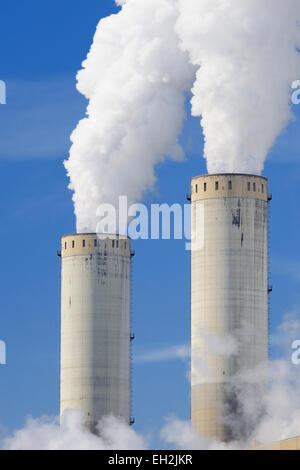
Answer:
top-left (0, 0), bottom-right (300, 447)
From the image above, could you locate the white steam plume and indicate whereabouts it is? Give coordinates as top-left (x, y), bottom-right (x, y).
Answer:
top-left (2, 412), bottom-right (147, 450)
top-left (65, 0), bottom-right (194, 233)
top-left (65, 1), bottom-right (300, 231)
top-left (176, 0), bottom-right (300, 174)
top-left (2, 351), bottom-right (300, 448)
top-left (3, 359), bottom-right (299, 449)
top-left (160, 359), bottom-right (300, 450)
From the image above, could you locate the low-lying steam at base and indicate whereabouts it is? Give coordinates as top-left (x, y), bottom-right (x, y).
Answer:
top-left (64, 0), bottom-right (300, 233)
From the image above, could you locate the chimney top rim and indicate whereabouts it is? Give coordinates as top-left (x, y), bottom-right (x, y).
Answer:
top-left (61, 233), bottom-right (131, 240)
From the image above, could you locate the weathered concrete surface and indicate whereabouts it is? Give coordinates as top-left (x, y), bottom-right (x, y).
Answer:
top-left (60, 233), bottom-right (131, 433)
top-left (191, 174), bottom-right (269, 441)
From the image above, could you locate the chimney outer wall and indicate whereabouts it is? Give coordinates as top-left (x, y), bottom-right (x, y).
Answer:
top-left (60, 233), bottom-right (131, 434)
top-left (191, 174), bottom-right (269, 441)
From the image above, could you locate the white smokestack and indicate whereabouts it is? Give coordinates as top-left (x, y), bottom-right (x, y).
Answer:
top-left (64, 0), bottom-right (194, 233)
top-left (176, 0), bottom-right (300, 174)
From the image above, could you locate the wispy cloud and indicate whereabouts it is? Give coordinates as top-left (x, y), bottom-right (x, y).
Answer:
top-left (134, 344), bottom-right (190, 364)
top-left (271, 310), bottom-right (300, 358)
top-left (0, 77), bottom-right (86, 160)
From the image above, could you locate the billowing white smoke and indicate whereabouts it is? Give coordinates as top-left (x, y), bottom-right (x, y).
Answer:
top-left (65, 0), bottom-right (300, 232)
top-left (176, 0), bottom-right (300, 174)
top-left (65, 0), bottom-right (194, 233)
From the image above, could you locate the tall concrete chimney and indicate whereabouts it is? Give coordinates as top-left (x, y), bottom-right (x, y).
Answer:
top-left (190, 174), bottom-right (269, 441)
top-left (59, 233), bottom-right (132, 433)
